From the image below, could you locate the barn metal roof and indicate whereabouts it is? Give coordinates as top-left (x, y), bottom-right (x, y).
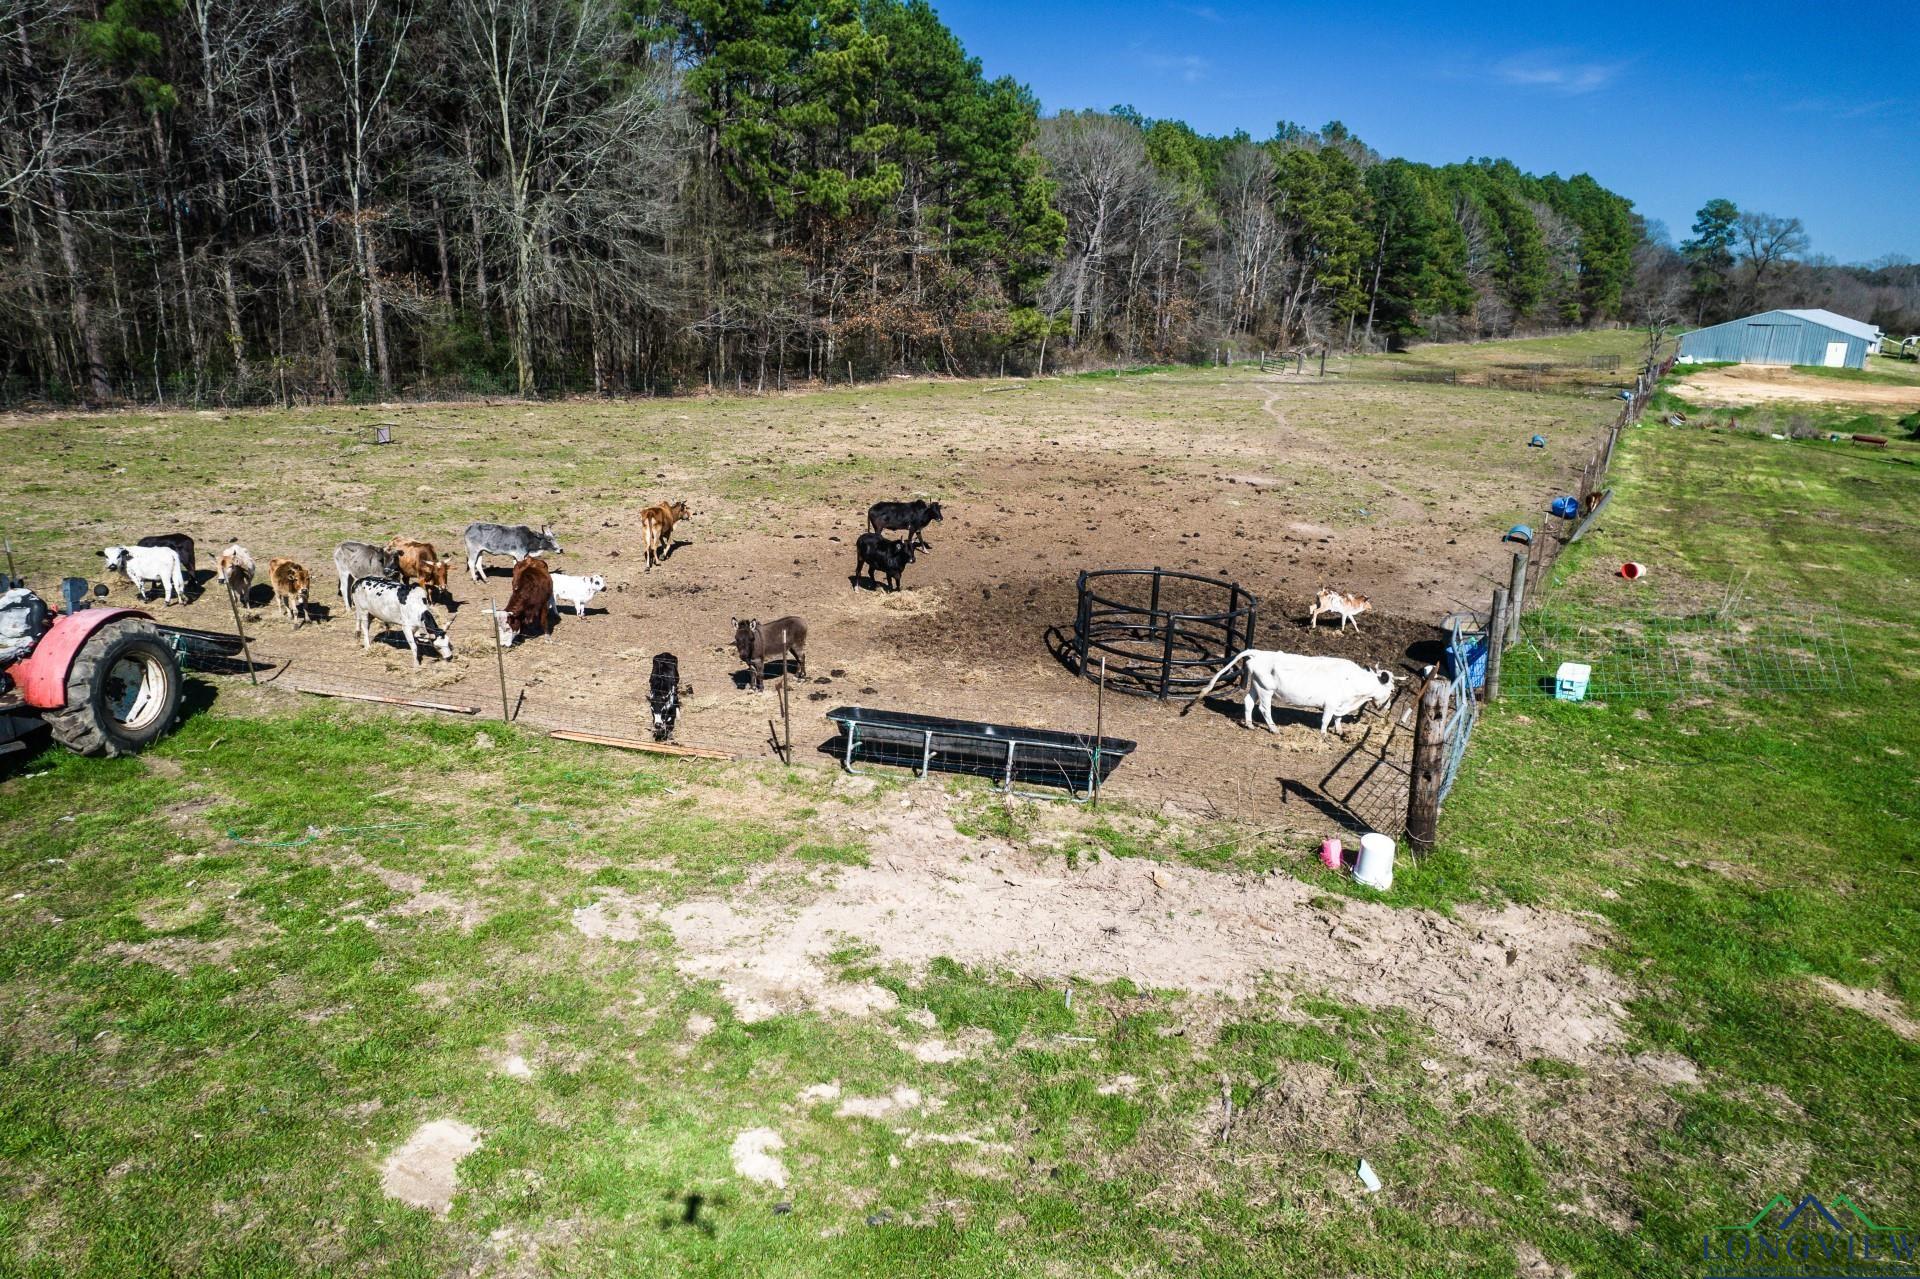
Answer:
top-left (1778, 309), bottom-right (1881, 342)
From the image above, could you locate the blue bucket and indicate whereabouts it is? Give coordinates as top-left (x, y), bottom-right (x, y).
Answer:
top-left (1445, 635), bottom-right (1488, 690)
top-left (1549, 495), bottom-right (1580, 520)
top-left (1528, 434), bottom-right (1547, 448)
top-left (1503, 524), bottom-right (1534, 545)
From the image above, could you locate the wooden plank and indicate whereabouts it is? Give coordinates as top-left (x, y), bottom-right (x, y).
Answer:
top-left (548, 729), bottom-right (733, 760)
top-left (294, 686), bottom-right (480, 715)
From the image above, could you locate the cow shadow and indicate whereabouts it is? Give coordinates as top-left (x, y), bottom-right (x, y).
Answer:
top-left (732, 659), bottom-right (803, 690)
top-left (1182, 690), bottom-right (1324, 734)
top-left (847, 575), bottom-right (899, 593)
top-left (244, 583), bottom-right (274, 609)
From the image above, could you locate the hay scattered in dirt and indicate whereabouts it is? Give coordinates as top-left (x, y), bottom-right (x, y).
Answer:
top-left (659, 798), bottom-right (1637, 1065)
top-left (1809, 976), bottom-right (1920, 1042)
top-left (730, 1128), bottom-right (788, 1187)
top-left (797, 1082), bottom-right (842, 1105)
top-left (380, 1119), bottom-right (481, 1215)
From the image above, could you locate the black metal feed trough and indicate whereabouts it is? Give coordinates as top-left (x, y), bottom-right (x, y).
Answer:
top-left (826, 706), bottom-right (1135, 802)
top-left (1071, 567), bottom-right (1258, 700)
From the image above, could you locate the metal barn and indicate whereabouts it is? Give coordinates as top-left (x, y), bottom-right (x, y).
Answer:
top-left (1678, 308), bottom-right (1881, 369)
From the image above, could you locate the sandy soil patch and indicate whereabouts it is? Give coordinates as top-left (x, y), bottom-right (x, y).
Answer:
top-left (1673, 364), bottom-right (1920, 409)
top-left (1809, 976), bottom-right (1920, 1042)
top-left (730, 1128), bottom-right (788, 1187)
top-left (380, 1119), bottom-right (481, 1214)
top-left (656, 797), bottom-right (1634, 1065)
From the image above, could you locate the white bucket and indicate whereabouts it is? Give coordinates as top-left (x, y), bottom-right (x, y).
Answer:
top-left (1354, 833), bottom-right (1395, 891)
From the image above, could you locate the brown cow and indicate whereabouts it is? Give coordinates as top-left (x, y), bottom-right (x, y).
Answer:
top-left (386, 537), bottom-right (451, 603)
top-left (496, 556), bottom-right (554, 646)
top-left (640, 500), bottom-right (689, 570)
top-left (268, 557), bottom-right (312, 627)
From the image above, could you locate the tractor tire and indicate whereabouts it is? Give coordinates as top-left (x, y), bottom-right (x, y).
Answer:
top-left (43, 618), bottom-right (183, 757)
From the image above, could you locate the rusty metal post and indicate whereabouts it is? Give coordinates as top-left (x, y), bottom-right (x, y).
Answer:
top-left (1092, 655), bottom-right (1107, 809)
top-left (224, 583), bottom-right (258, 685)
top-left (1485, 587), bottom-right (1508, 702)
top-left (1405, 678), bottom-right (1448, 856)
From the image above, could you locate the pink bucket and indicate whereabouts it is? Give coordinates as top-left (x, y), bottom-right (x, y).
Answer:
top-left (1620, 562), bottom-right (1647, 580)
top-left (1319, 838), bottom-right (1343, 870)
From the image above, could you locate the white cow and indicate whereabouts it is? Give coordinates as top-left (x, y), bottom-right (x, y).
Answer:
top-left (101, 544), bottom-right (187, 604)
top-left (548, 572), bottom-right (606, 617)
top-left (349, 578), bottom-right (454, 666)
top-left (1187, 648), bottom-right (1398, 734)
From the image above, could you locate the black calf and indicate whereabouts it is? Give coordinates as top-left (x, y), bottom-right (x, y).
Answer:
top-left (853, 532), bottom-right (914, 592)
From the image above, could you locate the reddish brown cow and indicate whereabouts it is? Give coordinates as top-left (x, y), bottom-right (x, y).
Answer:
top-left (496, 556), bottom-right (554, 646)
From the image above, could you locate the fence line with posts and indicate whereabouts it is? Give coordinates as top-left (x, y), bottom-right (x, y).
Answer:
top-left (1399, 351), bottom-right (1675, 845)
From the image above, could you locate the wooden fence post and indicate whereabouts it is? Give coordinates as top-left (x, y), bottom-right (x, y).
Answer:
top-left (1406, 678), bottom-right (1448, 855)
top-left (1485, 587), bottom-right (1508, 702)
top-left (223, 583), bottom-right (258, 685)
top-left (1506, 551), bottom-right (1527, 646)
top-left (488, 594), bottom-right (511, 722)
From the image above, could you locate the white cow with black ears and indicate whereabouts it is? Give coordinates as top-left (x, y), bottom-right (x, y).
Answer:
top-left (548, 572), bottom-right (606, 617)
top-left (101, 545), bottom-right (187, 604)
top-left (1184, 649), bottom-right (1399, 735)
top-left (349, 578), bottom-right (455, 666)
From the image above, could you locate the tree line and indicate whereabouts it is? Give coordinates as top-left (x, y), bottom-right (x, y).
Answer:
top-left (1629, 198), bottom-right (1920, 339)
top-left (4, 0), bottom-right (1648, 406)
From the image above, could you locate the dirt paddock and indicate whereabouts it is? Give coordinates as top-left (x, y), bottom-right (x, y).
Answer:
top-left (6, 363), bottom-right (1615, 825)
top-left (1672, 362), bottom-right (1920, 409)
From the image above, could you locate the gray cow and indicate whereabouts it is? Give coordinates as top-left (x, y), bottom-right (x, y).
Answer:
top-left (464, 522), bottom-right (560, 582)
top-left (334, 540), bottom-right (399, 602)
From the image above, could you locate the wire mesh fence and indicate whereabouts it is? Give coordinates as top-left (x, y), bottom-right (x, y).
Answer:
top-left (1500, 602), bottom-right (1853, 701)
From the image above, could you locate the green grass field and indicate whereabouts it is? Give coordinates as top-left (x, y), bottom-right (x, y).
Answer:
top-left (3, 345), bottom-right (1916, 1277)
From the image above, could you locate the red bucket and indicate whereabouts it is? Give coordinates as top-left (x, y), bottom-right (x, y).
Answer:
top-left (1619, 562), bottom-right (1647, 580)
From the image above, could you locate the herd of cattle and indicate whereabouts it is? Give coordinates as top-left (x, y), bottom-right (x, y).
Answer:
top-left (94, 491), bottom-right (1407, 743)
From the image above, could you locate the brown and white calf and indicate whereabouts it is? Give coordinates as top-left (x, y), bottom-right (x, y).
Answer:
top-left (386, 538), bottom-right (451, 603)
top-left (1309, 589), bottom-right (1372, 632)
top-left (216, 543), bottom-right (255, 608)
top-left (268, 557), bottom-right (312, 626)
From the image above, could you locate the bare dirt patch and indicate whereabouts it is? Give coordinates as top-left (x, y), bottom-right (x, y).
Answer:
top-left (729, 1128), bottom-right (789, 1187)
top-left (655, 794), bottom-right (1635, 1065)
top-left (1673, 364), bottom-right (1920, 409)
top-left (18, 368), bottom-right (1606, 827)
top-left (1808, 976), bottom-right (1920, 1042)
top-left (380, 1119), bottom-right (481, 1215)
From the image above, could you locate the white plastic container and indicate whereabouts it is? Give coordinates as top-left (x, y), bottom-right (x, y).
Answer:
top-left (1555, 661), bottom-right (1592, 702)
top-left (1354, 833), bottom-right (1395, 891)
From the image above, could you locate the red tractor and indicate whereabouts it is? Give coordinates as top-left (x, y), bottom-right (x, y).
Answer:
top-left (0, 577), bottom-right (184, 759)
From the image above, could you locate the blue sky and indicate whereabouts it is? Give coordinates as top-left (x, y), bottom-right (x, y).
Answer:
top-left (933, 0), bottom-right (1919, 264)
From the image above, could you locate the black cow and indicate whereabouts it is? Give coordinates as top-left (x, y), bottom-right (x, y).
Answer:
top-left (650, 652), bottom-right (681, 742)
top-left (733, 616), bottom-right (807, 692)
top-left (137, 533), bottom-right (197, 583)
top-left (865, 499), bottom-right (943, 551)
top-left (853, 531), bottom-right (914, 593)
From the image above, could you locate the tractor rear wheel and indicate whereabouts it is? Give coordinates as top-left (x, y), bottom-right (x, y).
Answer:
top-left (44, 618), bottom-right (182, 757)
